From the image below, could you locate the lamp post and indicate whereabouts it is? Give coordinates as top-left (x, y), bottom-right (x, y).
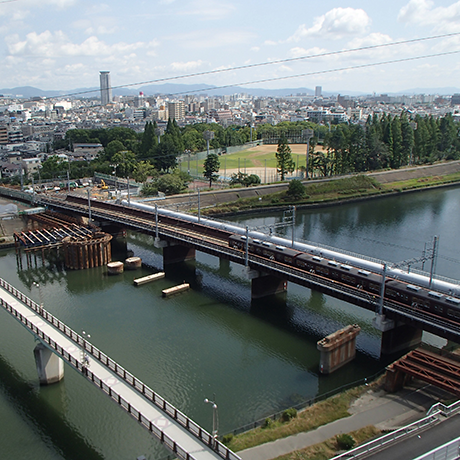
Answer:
top-left (87, 188), bottom-right (92, 224)
top-left (81, 330), bottom-right (91, 369)
top-left (33, 281), bottom-right (43, 315)
top-left (204, 396), bottom-right (219, 445)
top-left (203, 130), bottom-right (214, 156)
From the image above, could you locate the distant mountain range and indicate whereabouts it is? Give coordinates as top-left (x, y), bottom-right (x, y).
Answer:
top-left (1, 84), bottom-right (459, 99)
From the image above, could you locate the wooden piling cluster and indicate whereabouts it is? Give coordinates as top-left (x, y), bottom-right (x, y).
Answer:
top-left (62, 232), bottom-right (112, 270)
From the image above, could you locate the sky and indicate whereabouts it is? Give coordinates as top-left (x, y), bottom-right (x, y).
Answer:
top-left (1, 0), bottom-right (460, 95)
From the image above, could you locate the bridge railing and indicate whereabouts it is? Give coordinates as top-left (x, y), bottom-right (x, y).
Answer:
top-left (331, 412), bottom-right (441, 460)
top-left (0, 278), bottom-right (240, 460)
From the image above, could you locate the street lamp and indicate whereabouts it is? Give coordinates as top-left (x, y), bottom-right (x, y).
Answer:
top-left (81, 330), bottom-right (91, 369)
top-left (33, 282), bottom-right (43, 315)
top-left (204, 396), bottom-right (219, 444)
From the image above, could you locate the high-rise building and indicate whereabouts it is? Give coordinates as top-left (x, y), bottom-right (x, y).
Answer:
top-left (315, 86), bottom-right (322, 97)
top-left (99, 71), bottom-right (112, 106)
top-left (167, 101), bottom-right (185, 120)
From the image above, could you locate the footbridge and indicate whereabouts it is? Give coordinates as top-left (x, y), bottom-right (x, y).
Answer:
top-left (0, 277), bottom-right (240, 460)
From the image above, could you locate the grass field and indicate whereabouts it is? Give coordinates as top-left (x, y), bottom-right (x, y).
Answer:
top-left (190, 144), bottom-right (322, 173)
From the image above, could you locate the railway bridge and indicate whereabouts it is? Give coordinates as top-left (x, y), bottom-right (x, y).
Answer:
top-left (32, 194), bottom-right (460, 355)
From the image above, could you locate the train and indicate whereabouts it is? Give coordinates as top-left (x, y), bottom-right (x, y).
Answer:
top-left (123, 200), bottom-right (459, 289)
top-left (228, 234), bottom-right (460, 321)
top-left (119, 200), bottom-right (460, 319)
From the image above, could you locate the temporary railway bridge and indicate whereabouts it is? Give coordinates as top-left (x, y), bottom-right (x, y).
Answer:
top-left (0, 277), bottom-right (240, 460)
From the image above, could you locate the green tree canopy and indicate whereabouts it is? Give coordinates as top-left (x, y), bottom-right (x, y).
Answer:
top-left (276, 135), bottom-right (295, 180)
top-left (203, 153), bottom-right (220, 187)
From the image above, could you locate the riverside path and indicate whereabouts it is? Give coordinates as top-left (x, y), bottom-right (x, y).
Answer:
top-left (0, 277), bottom-right (240, 460)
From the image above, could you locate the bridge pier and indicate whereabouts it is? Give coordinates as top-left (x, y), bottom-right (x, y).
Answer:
top-left (34, 343), bottom-right (64, 385)
top-left (163, 244), bottom-right (196, 265)
top-left (380, 323), bottom-right (422, 356)
top-left (249, 270), bottom-right (287, 300)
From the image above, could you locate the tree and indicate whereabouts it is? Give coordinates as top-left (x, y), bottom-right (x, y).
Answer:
top-left (132, 161), bottom-right (155, 183)
top-left (276, 135), bottom-right (295, 180)
top-left (286, 179), bottom-right (306, 200)
top-left (155, 134), bottom-right (179, 172)
top-left (104, 140), bottom-right (125, 161)
top-left (203, 153), bottom-right (220, 187)
top-left (140, 121), bottom-right (157, 158)
top-left (112, 150), bottom-right (136, 177)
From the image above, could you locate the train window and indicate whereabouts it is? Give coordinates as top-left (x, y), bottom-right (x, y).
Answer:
top-left (369, 283), bottom-right (380, 293)
top-left (253, 239), bottom-right (261, 244)
top-left (428, 291), bottom-right (443, 299)
top-left (276, 246), bottom-right (285, 251)
top-left (412, 296), bottom-right (429, 308)
top-left (341, 265), bottom-right (352, 271)
top-left (406, 284), bottom-right (421, 292)
top-left (241, 236), bottom-right (247, 240)
top-left (446, 297), bottom-right (460, 306)
top-left (262, 242), bottom-right (271, 247)
top-left (386, 288), bottom-right (398, 298)
top-left (312, 256), bottom-right (323, 262)
top-left (447, 309), bottom-right (460, 319)
top-left (358, 270), bottom-right (371, 276)
top-left (328, 261), bottom-right (338, 267)
top-left (316, 266), bottom-right (330, 275)
top-left (341, 274), bottom-right (356, 284)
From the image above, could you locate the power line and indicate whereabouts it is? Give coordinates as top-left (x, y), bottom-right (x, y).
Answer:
top-left (43, 31), bottom-right (460, 100)
top-left (168, 49), bottom-right (460, 96)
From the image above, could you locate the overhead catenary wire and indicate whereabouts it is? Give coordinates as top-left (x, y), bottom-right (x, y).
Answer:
top-left (29, 31), bottom-right (460, 101)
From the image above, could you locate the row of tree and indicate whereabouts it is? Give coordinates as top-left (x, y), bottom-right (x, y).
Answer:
top-left (315, 113), bottom-right (460, 176)
top-left (29, 112), bottom-right (460, 190)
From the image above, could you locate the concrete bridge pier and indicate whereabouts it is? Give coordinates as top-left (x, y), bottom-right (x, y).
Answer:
top-left (162, 244), bottom-right (196, 265)
top-left (248, 269), bottom-right (287, 299)
top-left (34, 342), bottom-right (64, 385)
top-left (380, 323), bottom-right (422, 356)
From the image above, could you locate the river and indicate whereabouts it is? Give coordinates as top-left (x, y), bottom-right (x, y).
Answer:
top-left (0, 185), bottom-right (459, 459)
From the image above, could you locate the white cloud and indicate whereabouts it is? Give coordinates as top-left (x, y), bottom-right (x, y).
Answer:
top-left (288, 7), bottom-right (371, 42)
top-left (6, 31), bottom-right (153, 57)
top-left (173, 30), bottom-right (255, 50)
top-left (398, 0), bottom-right (460, 31)
top-left (289, 46), bottom-right (329, 58)
top-left (170, 60), bottom-right (204, 71)
top-left (179, 0), bottom-right (235, 20)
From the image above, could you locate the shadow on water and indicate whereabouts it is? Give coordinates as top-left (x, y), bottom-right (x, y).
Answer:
top-left (0, 354), bottom-right (104, 460)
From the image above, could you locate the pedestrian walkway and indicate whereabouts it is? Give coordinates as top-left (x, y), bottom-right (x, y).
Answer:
top-left (239, 384), bottom-right (452, 460)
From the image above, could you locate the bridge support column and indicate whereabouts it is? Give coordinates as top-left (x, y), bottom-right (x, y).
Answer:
top-left (317, 324), bottom-right (361, 374)
top-left (250, 271), bottom-right (287, 300)
top-left (163, 244), bottom-right (196, 265)
top-left (380, 323), bottom-right (422, 356)
top-left (34, 343), bottom-right (64, 385)
top-left (384, 366), bottom-right (406, 393)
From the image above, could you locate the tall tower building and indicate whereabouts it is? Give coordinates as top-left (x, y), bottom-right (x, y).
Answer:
top-left (315, 86), bottom-right (322, 97)
top-left (99, 71), bottom-right (112, 106)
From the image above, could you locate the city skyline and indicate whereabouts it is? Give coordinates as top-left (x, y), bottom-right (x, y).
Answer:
top-left (1, 0), bottom-right (460, 94)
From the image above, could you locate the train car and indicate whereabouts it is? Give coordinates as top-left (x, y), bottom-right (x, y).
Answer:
top-left (384, 279), bottom-right (460, 319)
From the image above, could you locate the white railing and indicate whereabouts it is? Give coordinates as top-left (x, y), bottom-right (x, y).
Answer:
top-left (0, 278), bottom-right (241, 460)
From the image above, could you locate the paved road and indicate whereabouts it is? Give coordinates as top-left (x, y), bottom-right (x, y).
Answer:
top-left (367, 414), bottom-right (460, 460)
top-left (239, 385), bottom-right (450, 460)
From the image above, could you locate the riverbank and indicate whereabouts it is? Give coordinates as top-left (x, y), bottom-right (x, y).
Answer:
top-left (156, 160), bottom-right (460, 217)
top-left (236, 380), bottom-right (454, 460)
